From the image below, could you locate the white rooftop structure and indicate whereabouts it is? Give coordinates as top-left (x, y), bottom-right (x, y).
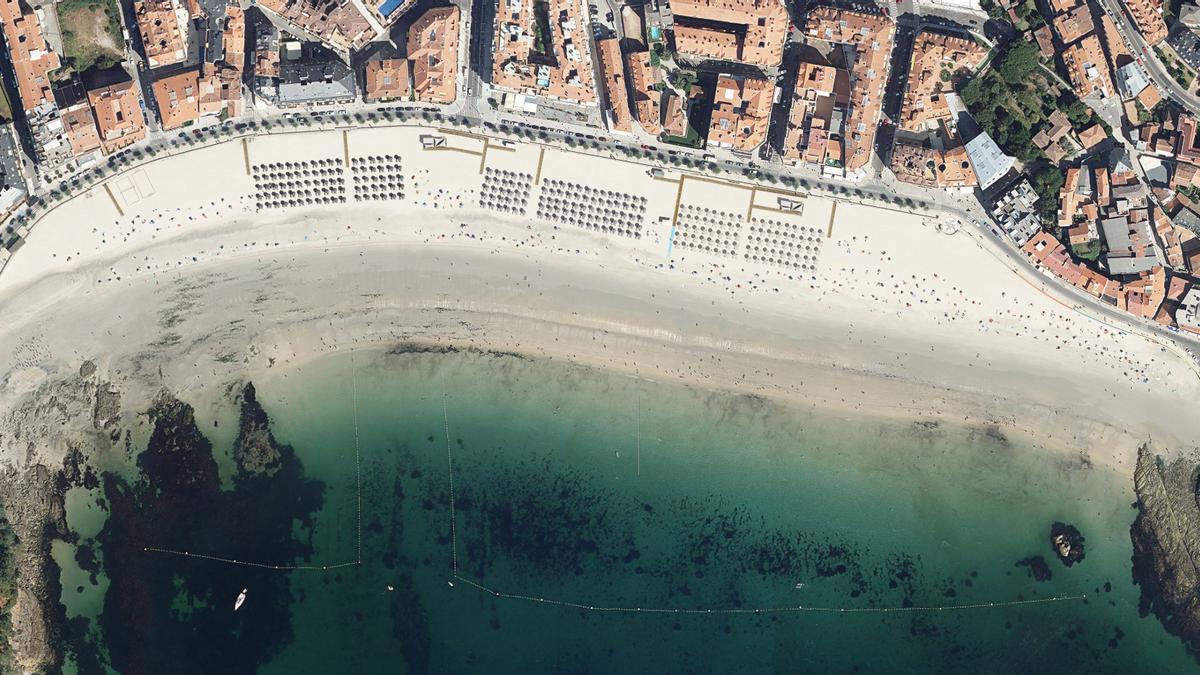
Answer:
top-left (1179, 286), bottom-right (1200, 329)
top-left (965, 132), bottom-right (1015, 190)
top-left (1116, 62), bottom-right (1152, 99)
top-left (990, 178), bottom-right (1041, 246)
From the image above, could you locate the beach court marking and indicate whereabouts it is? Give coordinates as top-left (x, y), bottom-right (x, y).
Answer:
top-left (143, 367), bottom-right (365, 571)
top-left (440, 394), bottom-right (1088, 617)
top-left (425, 146), bottom-right (481, 157)
top-left (478, 137), bottom-right (516, 174)
top-left (102, 184), bottom-right (124, 217)
top-left (669, 176), bottom-right (686, 229)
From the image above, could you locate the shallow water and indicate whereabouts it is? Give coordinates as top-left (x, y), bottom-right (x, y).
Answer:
top-left (60, 349), bottom-right (1194, 673)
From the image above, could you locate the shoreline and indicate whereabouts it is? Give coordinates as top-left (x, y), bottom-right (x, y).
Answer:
top-left (1, 123), bottom-right (1197, 669)
top-left (0, 233), bottom-right (1185, 476)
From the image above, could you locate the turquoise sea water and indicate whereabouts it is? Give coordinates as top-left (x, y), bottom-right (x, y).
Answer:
top-left (61, 350), bottom-right (1195, 673)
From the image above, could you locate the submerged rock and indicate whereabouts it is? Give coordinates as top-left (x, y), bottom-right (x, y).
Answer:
top-left (232, 383), bottom-right (283, 477)
top-left (96, 385), bottom-right (325, 674)
top-left (1130, 444), bottom-right (1200, 661)
top-left (0, 464), bottom-right (69, 674)
top-left (1015, 556), bottom-right (1052, 582)
top-left (1050, 522), bottom-right (1085, 566)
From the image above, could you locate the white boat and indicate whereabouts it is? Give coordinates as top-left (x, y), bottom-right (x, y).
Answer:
top-left (234, 589), bottom-right (247, 611)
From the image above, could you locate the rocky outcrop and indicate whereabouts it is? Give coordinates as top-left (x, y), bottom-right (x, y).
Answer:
top-left (232, 383), bottom-right (284, 477)
top-left (97, 385), bottom-right (324, 674)
top-left (1051, 522), bottom-right (1085, 566)
top-left (1015, 555), bottom-right (1052, 581)
top-left (1130, 443), bottom-right (1200, 659)
top-left (0, 464), bottom-right (68, 674)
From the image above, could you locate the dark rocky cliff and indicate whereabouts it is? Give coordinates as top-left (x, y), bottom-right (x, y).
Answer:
top-left (1130, 444), bottom-right (1200, 659)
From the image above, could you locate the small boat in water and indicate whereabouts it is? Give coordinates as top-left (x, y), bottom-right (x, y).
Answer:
top-left (234, 589), bottom-right (248, 611)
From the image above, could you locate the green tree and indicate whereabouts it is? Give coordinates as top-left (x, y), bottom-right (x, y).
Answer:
top-left (998, 43), bottom-right (1040, 85)
top-left (1031, 166), bottom-right (1065, 225)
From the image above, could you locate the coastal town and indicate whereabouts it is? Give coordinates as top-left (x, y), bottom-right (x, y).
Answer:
top-left (1, 0), bottom-right (1200, 340)
top-left (7, 0), bottom-right (1200, 671)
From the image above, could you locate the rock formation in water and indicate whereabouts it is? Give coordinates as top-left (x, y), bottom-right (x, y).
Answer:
top-left (0, 464), bottom-right (68, 673)
top-left (1015, 556), bottom-right (1052, 582)
top-left (97, 386), bottom-right (325, 674)
top-left (1131, 443), bottom-right (1200, 660)
top-left (232, 383), bottom-right (283, 477)
top-left (1050, 522), bottom-right (1085, 566)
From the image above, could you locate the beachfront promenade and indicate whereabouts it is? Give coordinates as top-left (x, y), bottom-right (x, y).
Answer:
top-left (0, 112), bottom-right (1197, 479)
top-left (2, 112), bottom-right (1198, 379)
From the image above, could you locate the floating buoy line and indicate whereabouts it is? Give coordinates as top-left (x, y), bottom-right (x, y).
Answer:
top-left (439, 391), bottom-right (1088, 616)
top-left (145, 386), bottom-right (1089, 616)
top-left (143, 362), bottom-right (365, 570)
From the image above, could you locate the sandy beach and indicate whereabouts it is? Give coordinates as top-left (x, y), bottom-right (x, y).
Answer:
top-left (0, 122), bottom-right (1196, 479)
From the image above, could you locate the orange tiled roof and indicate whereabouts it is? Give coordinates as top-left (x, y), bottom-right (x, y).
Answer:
top-left (899, 31), bottom-right (988, 132)
top-left (663, 90), bottom-right (689, 138)
top-left (87, 80), bottom-right (147, 154)
top-left (1052, 4), bottom-right (1093, 45)
top-left (198, 62), bottom-right (242, 117)
top-left (889, 141), bottom-right (976, 188)
top-left (1033, 25), bottom-right (1055, 58)
top-left (672, 24), bottom-right (740, 61)
top-left (626, 51), bottom-right (662, 135)
top-left (668, 0), bottom-right (788, 67)
top-left (223, 4), bottom-right (246, 70)
top-left (0, 0), bottom-right (61, 113)
top-left (60, 102), bottom-right (101, 156)
top-left (196, 2), bottom-right (244, 119)
top-left (1095, 166), bottom-right (1110, 205)
top-left (595, 38), bottom-right (632, 133)
top-left (256, 48), bottom-right (280, 79)
top-left (152, 68), bottom-right (200, 130)
top-left (364, 59), bottom-right (410, 102)
top-left (707, 73), bottom-right (772, 152)
top-left (492, 0), bottom-right (597, 105)
top-left (408, 5), bottom-right (458, 104)
top-left (1058, 166), bottom-right (1087, 228)
top-left (1155, 204), bottom-right (1187, 268)
top-left (1137, 82), bottom-right (1163, 111)
top-left (1079, 123), bottom-right (1107, 149)
top-left (1021, 231), bottom-right (1167, 317)
top-left (1061, 34), bottom-right (1113, 98)
top-left (1179, 113), bottom-right (1200, 165)
top-left (257, 0), bottom-right (376, 52)
top-left (805, 7), bottom-right (895, 172)
top-left (783, 61), bottom-right (849, 163)
top-left (1100, 15), bottom-right (1134, 63)
top-left (1123, 0), bottom-right (1168, 46)
top-left (134, 0), bottom-right (189, 68)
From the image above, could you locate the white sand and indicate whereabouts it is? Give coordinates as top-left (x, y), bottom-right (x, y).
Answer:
top-left (1, 123), bottom-right (1196, 477)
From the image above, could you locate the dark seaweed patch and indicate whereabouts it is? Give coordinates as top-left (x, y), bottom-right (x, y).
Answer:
top-left (94, 387), bottom-right (324, 675)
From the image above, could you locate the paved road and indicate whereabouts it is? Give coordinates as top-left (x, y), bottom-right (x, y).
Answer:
top-left (15, 99), bottom-right (1200, 367)
top-left (1096, 0), bottom-right (1200, 113)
